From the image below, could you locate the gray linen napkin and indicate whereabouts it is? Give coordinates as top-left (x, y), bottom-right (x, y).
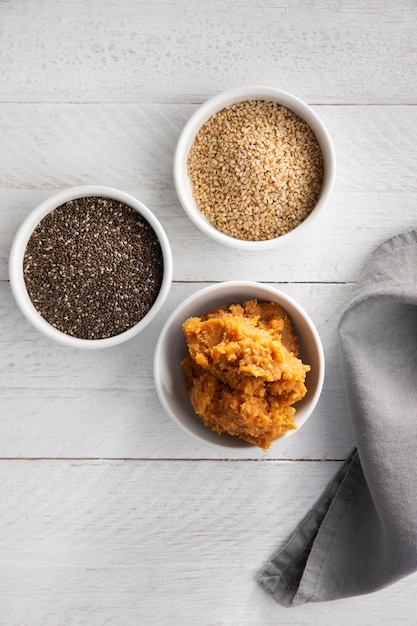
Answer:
top-left (258, 230), bottom-right (417, 606)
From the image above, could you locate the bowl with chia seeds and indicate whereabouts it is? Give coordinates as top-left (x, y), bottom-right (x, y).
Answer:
top-left (9, 185), bottom-right (173, 348)
top-left (173, 85), bottom-right (336, 250)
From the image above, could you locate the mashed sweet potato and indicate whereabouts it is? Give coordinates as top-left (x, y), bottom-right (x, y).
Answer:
top-left (181, 300), bottom-right (310, 450)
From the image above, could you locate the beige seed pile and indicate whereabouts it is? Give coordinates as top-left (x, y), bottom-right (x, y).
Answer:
top-left (187, 100), bottom-right (324, 241)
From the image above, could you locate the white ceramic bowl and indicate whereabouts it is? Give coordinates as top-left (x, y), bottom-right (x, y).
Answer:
top-left (173, 85), bottom-right (336, 250)
top-left (154, 281), bottom-right (325, 450)
top-left (9, 185), bottom-right (173, 349)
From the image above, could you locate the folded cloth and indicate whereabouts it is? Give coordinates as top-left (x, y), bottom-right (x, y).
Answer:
top-left (258, 230), bottom-right (417, 606)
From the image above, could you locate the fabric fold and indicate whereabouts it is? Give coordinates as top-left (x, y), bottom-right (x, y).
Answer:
top-left (258, 229), bottom-right (417, 606)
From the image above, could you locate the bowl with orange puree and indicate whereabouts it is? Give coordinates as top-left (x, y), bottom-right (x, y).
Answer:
top-left (153, 281), bottom-right (325, 452)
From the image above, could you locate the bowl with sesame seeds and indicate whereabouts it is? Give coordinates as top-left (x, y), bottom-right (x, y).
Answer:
top-left (173, 85), bottom-right (336, 250)
top-left (9, 185), bottom-right (173, 348)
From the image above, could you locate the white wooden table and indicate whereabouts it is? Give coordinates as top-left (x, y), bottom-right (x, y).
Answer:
top-left (1, 1), bottom-right (417, 623)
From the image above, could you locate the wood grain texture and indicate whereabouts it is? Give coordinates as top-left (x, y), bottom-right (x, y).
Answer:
top-left (1, 0), bottom-right (416, 104)
top-left (0, 458), bottom-right (416, 626)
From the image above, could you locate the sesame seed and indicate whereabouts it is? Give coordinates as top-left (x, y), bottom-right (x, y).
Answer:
top-left (187, 100), bottom-right (324, 241)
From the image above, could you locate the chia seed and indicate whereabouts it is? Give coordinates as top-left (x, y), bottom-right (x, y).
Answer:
top-left (23, 196), bottom-right (164, 340)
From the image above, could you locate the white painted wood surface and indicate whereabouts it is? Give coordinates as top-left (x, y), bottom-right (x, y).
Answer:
top-left (1, 1), bottom-right (417, 623)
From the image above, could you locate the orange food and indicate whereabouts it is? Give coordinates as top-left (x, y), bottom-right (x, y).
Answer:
top-left (181, 300), bottom-right (310, 449)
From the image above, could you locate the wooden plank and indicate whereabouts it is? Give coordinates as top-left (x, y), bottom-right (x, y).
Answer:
top-left (0, 458), bottom-right (415, 625)
top-left (1, 104), bottom-right (417, 283)
top-left (1, 279), bottom-right (355, 460)
top-left (1, 0), bottom-right (416, 104)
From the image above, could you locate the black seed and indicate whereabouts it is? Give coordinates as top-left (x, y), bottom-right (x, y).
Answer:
top-left (23, 196), bottom-right (164, 340)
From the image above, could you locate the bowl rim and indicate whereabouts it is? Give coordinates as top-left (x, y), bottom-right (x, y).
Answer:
top-left (154, 280), bottom-right (325, 451)
top-left (173, 84), bottom-right (336, 251)
top-left (8, 184), bottom-right (173, 349)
